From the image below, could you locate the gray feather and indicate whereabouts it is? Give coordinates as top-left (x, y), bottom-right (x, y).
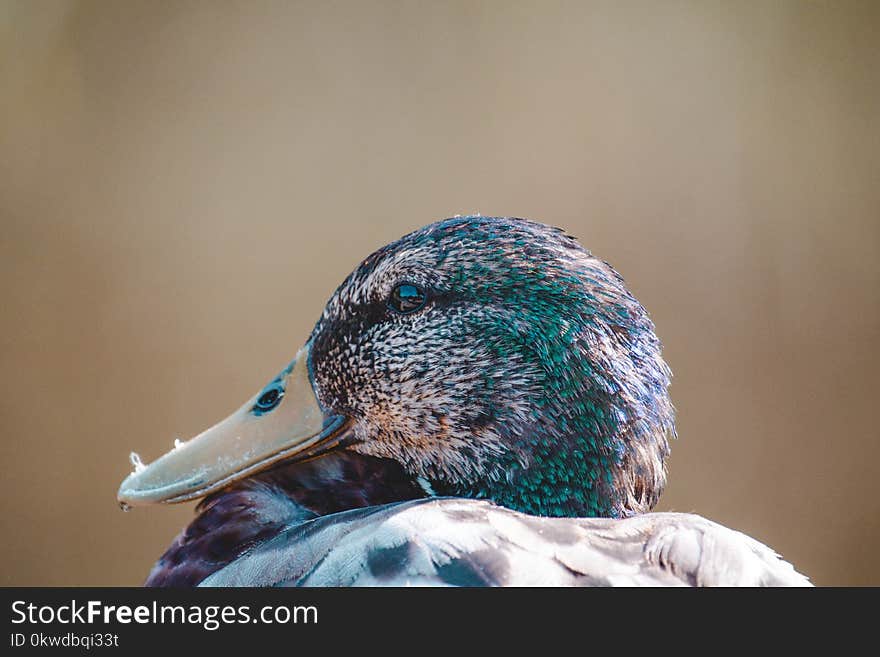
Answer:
top-left (200, 499), bottom-right (810, 587)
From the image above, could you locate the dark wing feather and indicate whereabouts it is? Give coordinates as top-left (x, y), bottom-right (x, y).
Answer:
top-left (200, 498), bottom-right (810, 587)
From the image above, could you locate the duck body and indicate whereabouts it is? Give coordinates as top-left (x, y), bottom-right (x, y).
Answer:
top-left (149, 456), bottom-right (809, 587)
top-left (144, 452), bottom-right (424, 586)
top-left (201, 499), bottom-right (810, 587)
top-left (121, 216), bottom-right (810, 586)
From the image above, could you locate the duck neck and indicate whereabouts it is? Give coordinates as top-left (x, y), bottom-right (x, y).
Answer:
top-left (144, 451), bottom-right (425, 586)
top-left (429, 402), bottom-right (670, 520)
top-left (426, 435), bottom-right (622, 519)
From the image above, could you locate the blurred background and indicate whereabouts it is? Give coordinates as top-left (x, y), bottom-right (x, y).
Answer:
top-left (1, 1), bottom-right (878, 586)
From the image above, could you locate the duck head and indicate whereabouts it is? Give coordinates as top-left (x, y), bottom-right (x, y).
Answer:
top-left (119, 216), bottom-right (675, 519)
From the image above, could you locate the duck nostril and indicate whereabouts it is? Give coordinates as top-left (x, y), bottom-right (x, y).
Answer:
top-left (253, 385), bottom-right (284, 414)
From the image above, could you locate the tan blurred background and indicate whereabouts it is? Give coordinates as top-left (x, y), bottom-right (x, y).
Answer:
top-left (1, 0), bottom-right (878, 586)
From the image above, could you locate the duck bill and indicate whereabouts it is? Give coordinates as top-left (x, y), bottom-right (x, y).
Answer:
top-left (117, 344), bottom-right (348, 506)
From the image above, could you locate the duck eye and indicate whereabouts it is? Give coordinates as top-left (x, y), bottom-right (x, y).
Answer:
top-left (389, 283), bottom-right (427, 314)
top-left (253, 383), bottom-right (284, 415)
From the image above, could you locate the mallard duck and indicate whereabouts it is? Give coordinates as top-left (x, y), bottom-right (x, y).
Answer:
top-left (118, 216), bottom-right (809, 586)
